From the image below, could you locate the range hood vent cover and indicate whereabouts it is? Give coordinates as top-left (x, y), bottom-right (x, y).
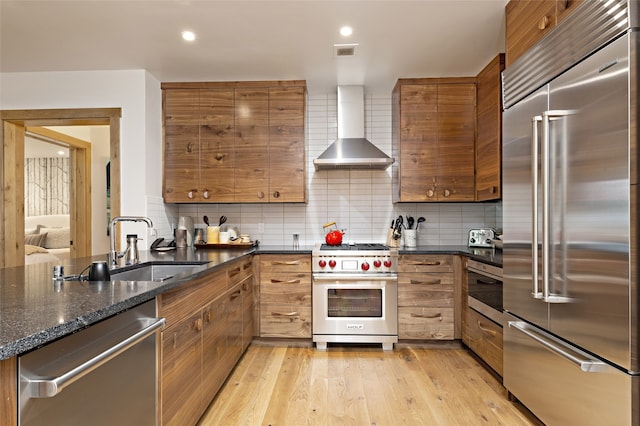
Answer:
top-left (314, 86), bottom-right (394, 171)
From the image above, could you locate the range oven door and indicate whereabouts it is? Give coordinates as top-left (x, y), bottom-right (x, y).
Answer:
top-left (312, 274), bottom-right (397, 337)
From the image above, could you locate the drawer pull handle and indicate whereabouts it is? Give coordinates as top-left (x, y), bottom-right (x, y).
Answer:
top-left (194, 318), bottom-right (203, 332)
top-left (270, 279), bottom-right (301, 284)
top-left (411, 312), bottom-right (443, 321)
top-left (477, 320), bottom-right (497, 336)
top-left (410, 279), bottom-right (441, 285)
top-left (538, 15), bottom-right (550, 30)
top-left (414, 261), bottom-right (442, 266)
top-left (272, 311), bottom-right (298, 317)
top-left (230, 290), bottom-right (242, 300)
top-left (272, 261), bottom-right (301, 265)
top-left (229, 267), bottom-right (241, 277)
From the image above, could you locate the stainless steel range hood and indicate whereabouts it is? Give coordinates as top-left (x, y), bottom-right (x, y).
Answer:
top-left (314, 86), bottom-right (394, 170)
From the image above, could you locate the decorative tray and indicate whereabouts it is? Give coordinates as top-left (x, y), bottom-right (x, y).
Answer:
top-left (194, 241), bottom-right (259, 249)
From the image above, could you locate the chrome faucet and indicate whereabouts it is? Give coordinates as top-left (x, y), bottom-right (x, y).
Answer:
top-left (109, 216), bottom-right (153, 267)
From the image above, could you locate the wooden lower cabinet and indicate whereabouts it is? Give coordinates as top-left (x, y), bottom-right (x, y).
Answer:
top-left (463, 307), bottom-right (504, 376)
top-left (158, 256), bottom-right (253, 425)
top-left (258, 254), bottom-right (312, 338)
top-left (398, 254), bottom-right (462, 340)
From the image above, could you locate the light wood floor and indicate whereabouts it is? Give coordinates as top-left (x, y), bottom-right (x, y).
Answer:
top-left (198, 342), bottom-right (541, 426)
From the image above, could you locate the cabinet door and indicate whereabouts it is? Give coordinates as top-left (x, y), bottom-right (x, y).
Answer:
top-left (161, 311), bottom-right (203, 426)
top-left (202, 296), bottom-right (228, 400)
top-left (437, 83), bottom-right (476, 201)
top-left (226, 285), bottom-right (244, 364)
top-left (506, 0), bottom-right (557, 66)
top-left (200, 89), bottom-right (235, 202)
top-left (240, 274), bottom-right (254, 351)
top-left (475, 54), bottom-right (505, 201)
top-left (464, 308), bottom-right (503, 375)
top-left (234, 88), bottom-right (269, 202)
top-left (399, 84), bottom-right (438, 201)
top-left (268, 86), bottom-right (306, 202)
top-left (163, 89), bottom-right (200, 202)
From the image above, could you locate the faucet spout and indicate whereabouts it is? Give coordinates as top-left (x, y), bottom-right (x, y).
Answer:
top-left (109, 216), bottom-right (154, 267)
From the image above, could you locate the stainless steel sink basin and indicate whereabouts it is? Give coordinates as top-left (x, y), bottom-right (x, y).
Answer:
top-left (110, 263), bottom-right (207, 282)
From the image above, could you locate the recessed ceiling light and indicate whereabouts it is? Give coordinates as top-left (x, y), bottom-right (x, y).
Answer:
top-left (340, 26), bottom-right (353, 37)
top-left (182, 31), bottom-right (196, 42)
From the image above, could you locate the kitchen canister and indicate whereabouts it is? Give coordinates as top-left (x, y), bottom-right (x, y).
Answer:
top-left (404, 229), bottom-right (417, 248)
top-left (206, 225), bottom-right (220, 244)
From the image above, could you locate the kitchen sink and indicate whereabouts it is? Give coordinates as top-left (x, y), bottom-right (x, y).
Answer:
top-left (110, 263), bottom-right (208, 283)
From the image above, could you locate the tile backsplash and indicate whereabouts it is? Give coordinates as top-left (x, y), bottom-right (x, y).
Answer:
top-left (159, 92), bottom-right (501, 246)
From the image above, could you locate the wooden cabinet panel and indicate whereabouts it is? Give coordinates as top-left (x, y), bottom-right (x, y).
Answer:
top-left (398, 307), bottom-right (455, 340)
top-left (464, 308), bottom-right (504, 376)
top-left (269, 86), bottom-right (306, 202)
top-left (556, 0), bottom-right (583, 23)
top-left (398, 254), bottom-right (456, 340)
top-left (0, 357), bottom-right (17, 426)
top-left (506, 0), bottom-right (558, 67)
top-left (235, 88), bottom-right (269, 202)
top-left (202, 296), bottom-right (228, 399)
top-left (475, 53), bottom-right (505, 201)
top-left (161, 311), bottom-right (203, 426)
top-left (241, 274), bottom-right (254, 351)
top-left (393, 78), bottom-right (476, 202)
top-left (162, 81), bottom-right (306, 204)
top-left (258, 254), bottom-right (311, 338)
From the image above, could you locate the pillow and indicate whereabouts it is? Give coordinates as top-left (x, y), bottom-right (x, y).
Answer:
top-left (25, 227), bottom-right (38, 235)
top-left (25, 244), bottom-right (48, 255)
top-left (25, 232), bottom-right (48, 247)
top-left (39, 227), bottom-right (70, 249)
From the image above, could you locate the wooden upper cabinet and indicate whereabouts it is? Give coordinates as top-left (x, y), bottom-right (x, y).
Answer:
top-left (392, 78), bottom-right (476, 202)
top-left (475, 54), bottom-right (505, 201)
top-left (505, 0), bottom-right (583, 67)
top-left (505, 0), bottom-right (557, 67)
top-left (268, 86), bottom-right (306, 203)
top-left (162, 81), bottom-right (306, 203)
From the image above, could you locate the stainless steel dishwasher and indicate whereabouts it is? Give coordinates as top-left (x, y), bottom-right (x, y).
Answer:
top-left (18, 299), bottom-right (164, 426)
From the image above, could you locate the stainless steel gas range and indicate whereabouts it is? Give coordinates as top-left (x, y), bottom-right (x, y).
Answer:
top-left (312, 243), bottom-right (398, 351)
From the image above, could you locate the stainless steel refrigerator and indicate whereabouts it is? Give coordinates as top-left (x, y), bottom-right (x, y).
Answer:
top-left (502, 1), bottom-right (639, 424)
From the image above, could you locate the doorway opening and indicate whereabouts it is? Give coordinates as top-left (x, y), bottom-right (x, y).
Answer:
top-left (1, 108), bottom-right (121, 268)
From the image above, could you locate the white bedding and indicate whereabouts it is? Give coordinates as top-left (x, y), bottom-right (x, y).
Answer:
top-left (24, 214), bottom-right (71, 264)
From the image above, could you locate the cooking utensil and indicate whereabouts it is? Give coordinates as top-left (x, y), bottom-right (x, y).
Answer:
top-left (406, 215), bottom-right (415, 230)
top-left (219, 215), bottom-right (227, 226)
top-left (416, 217), bottom-right (426, 230)
top-left (203, 215), bottom-right (209, 226)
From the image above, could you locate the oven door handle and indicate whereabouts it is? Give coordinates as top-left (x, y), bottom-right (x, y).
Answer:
top-left (312, 273), bottom-right (398, 281)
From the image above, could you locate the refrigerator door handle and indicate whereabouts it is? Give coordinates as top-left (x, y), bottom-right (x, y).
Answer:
top-left (508, 321), bottom-right (610, 373)
top-left (541, 110), bottom-right (576, 304)
top-left (531, 115), bottom-right (543, 299)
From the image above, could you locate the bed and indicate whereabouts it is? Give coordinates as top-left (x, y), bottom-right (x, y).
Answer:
top-left (24, 214), bottom-right (71, 265)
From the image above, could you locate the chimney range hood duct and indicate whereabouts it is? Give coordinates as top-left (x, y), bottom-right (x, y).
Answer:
top-left (313, 86), bottom-right (394, 171)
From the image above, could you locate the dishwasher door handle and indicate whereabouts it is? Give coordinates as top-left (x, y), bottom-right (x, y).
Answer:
top-left (23, 317), bottom-right (165, 398)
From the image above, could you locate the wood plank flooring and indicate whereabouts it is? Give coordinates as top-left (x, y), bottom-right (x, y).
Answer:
top-left (198, 342), bottom-right (541, 426)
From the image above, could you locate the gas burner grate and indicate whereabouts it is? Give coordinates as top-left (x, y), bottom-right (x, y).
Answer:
top-left (319, 243), bottom-right (388, 251)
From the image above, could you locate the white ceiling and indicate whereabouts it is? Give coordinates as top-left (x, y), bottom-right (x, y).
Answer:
top-left (0, 0), bottom-right (508, 94)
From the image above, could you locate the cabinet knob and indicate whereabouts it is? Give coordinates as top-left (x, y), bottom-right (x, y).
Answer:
top-left (426, 189), bottom-right (435, 198)
top-left (538, 15), bottom-right (550, 30)
top-left (202, 189), bottom-right (210, 199)
top-left (257, 191), bottom-right (265, 199)
top-left (186, 143), bottom-right (193, 154)
top-left (443, 189), bottom-right (451, 198)
top-left (273, 191), bottom-right (280, 199)
top-left (194, 318), bottom-right (203, 332)
top-left (215, 153), bottom-right (226, 161)
top-left (187, 189), bottom-right (197, 199)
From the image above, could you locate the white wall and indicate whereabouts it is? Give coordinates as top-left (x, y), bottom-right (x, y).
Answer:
top-left (0, 70), bottom-right (166, 248)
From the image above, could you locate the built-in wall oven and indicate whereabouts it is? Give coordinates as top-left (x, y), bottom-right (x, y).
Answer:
top-left (312, 243), bottom-right (398, 351)
top-left (466, 259), bottom-right (503, 325)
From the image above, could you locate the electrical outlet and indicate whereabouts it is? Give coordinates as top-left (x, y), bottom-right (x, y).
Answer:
top-left (258, 223), bottom-right (264, 233)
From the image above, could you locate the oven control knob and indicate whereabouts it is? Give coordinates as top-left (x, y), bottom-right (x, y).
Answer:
top-left (373, 260), bottom-right (382, 268)
top-left (329, 260), bottom-right (337, 268)
top-left (384, 260), bottom-right (392, 268)
top-left (361, 262), bottom-right (370, 271)
top-left (319, 260), bottom-right (327, 268)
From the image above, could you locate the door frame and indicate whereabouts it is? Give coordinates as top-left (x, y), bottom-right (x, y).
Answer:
top-left (0, 108), bottom-right (121, 268)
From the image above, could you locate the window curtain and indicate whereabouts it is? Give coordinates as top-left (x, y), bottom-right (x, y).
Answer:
top-left (24, 158), bottom-right (70, 216)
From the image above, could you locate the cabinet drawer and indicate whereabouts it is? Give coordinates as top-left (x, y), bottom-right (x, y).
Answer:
top-left (464, 308), bottom-right (503, 376)
top-left (398, 275), bottom-right (454, 308)
top-left (260, 304), bottom-right (312, 338)
top-left (259, 254), bottom-right (311, 273)
top-left (158, 268), bottom-right (227, 328)
top-left (260, 271), bottom-right (311, 286)
top-left (399, 254), bottom-right (454, 273)
top-left (398, 307), bottom-right (454, 340)
top-left (227, 256), bottom-right (253, 286)
top-left (259, 281), bottom-right (311, 305)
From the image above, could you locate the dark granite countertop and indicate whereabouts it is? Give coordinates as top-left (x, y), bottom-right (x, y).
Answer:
top-left (0, 244), bottom-right (501, 360)
top-left (0, 247), bottom-right (254, 360)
